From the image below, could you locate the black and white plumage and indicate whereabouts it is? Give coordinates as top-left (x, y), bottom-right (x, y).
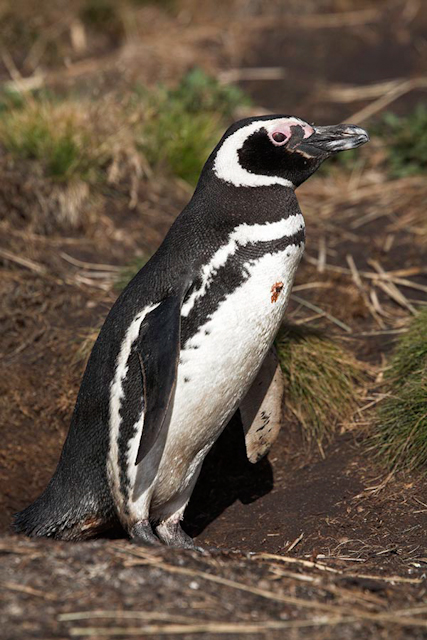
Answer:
top-left (14, 115), bottom-right (369, 548)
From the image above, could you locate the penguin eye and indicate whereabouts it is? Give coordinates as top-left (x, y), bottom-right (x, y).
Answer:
top-left (271, 131), bottom-right (288, 145)
top-left (272, 132), bottom-right (286, 142)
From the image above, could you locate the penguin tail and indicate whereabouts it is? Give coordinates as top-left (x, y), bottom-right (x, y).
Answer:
top-left (13, 476), bottom-right (116, 541)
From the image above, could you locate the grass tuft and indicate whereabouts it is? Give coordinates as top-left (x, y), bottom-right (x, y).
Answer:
top-left (0, 99), bottom-right (105, 183)
top-left (0, 93), bottom-right (141, 231)
top-left (138, 68), bottom-right (250, 184)
top-left (275, 325), bottom-right (363, 445)
top-left (373, 309), bottom-right (427, 471)
top-left (141, 108), bottom-right (221, 185)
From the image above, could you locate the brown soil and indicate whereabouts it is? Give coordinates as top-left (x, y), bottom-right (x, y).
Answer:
top-left (1, 2), bottom-right (427, 638)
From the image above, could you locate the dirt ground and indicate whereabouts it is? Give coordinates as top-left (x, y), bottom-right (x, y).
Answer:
top-left (1, 1), bottom-right (427, 638)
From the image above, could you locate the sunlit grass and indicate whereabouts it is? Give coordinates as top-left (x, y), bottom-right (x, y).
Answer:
top-left (0, 68), bottom-right (249, 188)
top-left (141, 108), bottom-right (221, 185)
top-left (275, 325), bottom-right (363, 445)
top-left (0, 99), bottom-right (106, 183)
top-left (373, 309), bottom-right (427, 471)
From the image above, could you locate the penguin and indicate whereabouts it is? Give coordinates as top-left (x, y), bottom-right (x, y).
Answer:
top-left (14, 115), bottom-right (369, 548)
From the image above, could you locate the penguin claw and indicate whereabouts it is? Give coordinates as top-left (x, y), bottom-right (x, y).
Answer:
top-left (193, 545), bottom-right (210, 555)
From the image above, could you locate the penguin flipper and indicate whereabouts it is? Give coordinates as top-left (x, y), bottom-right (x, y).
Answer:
top-left (239, 347), bottom-right (285, 464)
top-left (135, 295), bottom-right (182, 465)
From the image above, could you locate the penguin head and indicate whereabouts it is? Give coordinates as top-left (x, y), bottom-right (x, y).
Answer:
top-left (211, 115), bottom-right (369, 189)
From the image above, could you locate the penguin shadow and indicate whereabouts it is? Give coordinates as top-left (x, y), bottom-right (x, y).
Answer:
top-left (183, 412), bottom-right (274, 539)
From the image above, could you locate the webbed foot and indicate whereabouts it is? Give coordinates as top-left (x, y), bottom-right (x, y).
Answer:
top-left (130, 520), bottom-right (161, 546)
top-left (155, 519), bottom-right (203, 551)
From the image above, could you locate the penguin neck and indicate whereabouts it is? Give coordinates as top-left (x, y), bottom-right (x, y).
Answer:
top-left (192, 173), bottom-right (302, 228)
top-left (144, 177), bottom-right (304, 297)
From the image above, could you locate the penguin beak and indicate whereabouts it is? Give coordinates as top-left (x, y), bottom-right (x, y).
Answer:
top-left (298, 124), bottom-right (370, 156)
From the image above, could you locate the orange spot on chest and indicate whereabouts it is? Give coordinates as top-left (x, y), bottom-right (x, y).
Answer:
top-left (271, 281), bottom-right (284, 303)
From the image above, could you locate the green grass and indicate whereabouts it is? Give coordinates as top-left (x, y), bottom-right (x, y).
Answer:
top-left (141, 108), bottom-right (221, 185)
top-left (166, 68), bottom-right (249, 118)
top-left (0, 99), bottom-right (105, 183)
top-left (0, 87), bottom-right (26, 113)
top-left (373, 309), bottom-right (427, 471)
top-left (137, 68), bottom-right (250, 184)
top-left (372, 105), bottom-right (427, 178)
top-left (275, 325), bottom-right (363, 445)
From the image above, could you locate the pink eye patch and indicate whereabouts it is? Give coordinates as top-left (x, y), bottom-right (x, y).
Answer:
top-left (269, 120), bottom-right (314, 147)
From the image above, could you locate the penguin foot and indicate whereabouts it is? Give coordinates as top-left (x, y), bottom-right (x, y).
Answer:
top-left (155, 519), bottom-right (201, 551)
top-left (130, 520), bottom-right (161, 547)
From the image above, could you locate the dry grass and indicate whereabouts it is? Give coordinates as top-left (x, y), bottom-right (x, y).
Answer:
top-left (114, 255), bottom-right (150, 291)
top-left (0, 94), bottom-right (142, 231)
top-left (74, 327), bottom-right (101, 365)
top-left (0, 0), bottom-right (175, 76)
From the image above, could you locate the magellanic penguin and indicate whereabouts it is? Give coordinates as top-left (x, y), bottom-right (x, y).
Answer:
top-left (14, 115), bottom-right (369, 548)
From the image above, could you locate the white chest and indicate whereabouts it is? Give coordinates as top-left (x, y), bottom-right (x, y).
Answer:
top-left (170, 242), bottom-right (304, 451)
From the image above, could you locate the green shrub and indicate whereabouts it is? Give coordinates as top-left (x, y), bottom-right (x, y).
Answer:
top-left (374, 309), bottom-right (427, 471)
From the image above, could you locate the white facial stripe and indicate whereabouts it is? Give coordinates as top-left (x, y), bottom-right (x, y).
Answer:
top-left (181, 213), bottom-right (304, 317)
top-left (107, 303), bottom-right (160, 511)
top-left (213, 118), bottom-right (309, 188)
